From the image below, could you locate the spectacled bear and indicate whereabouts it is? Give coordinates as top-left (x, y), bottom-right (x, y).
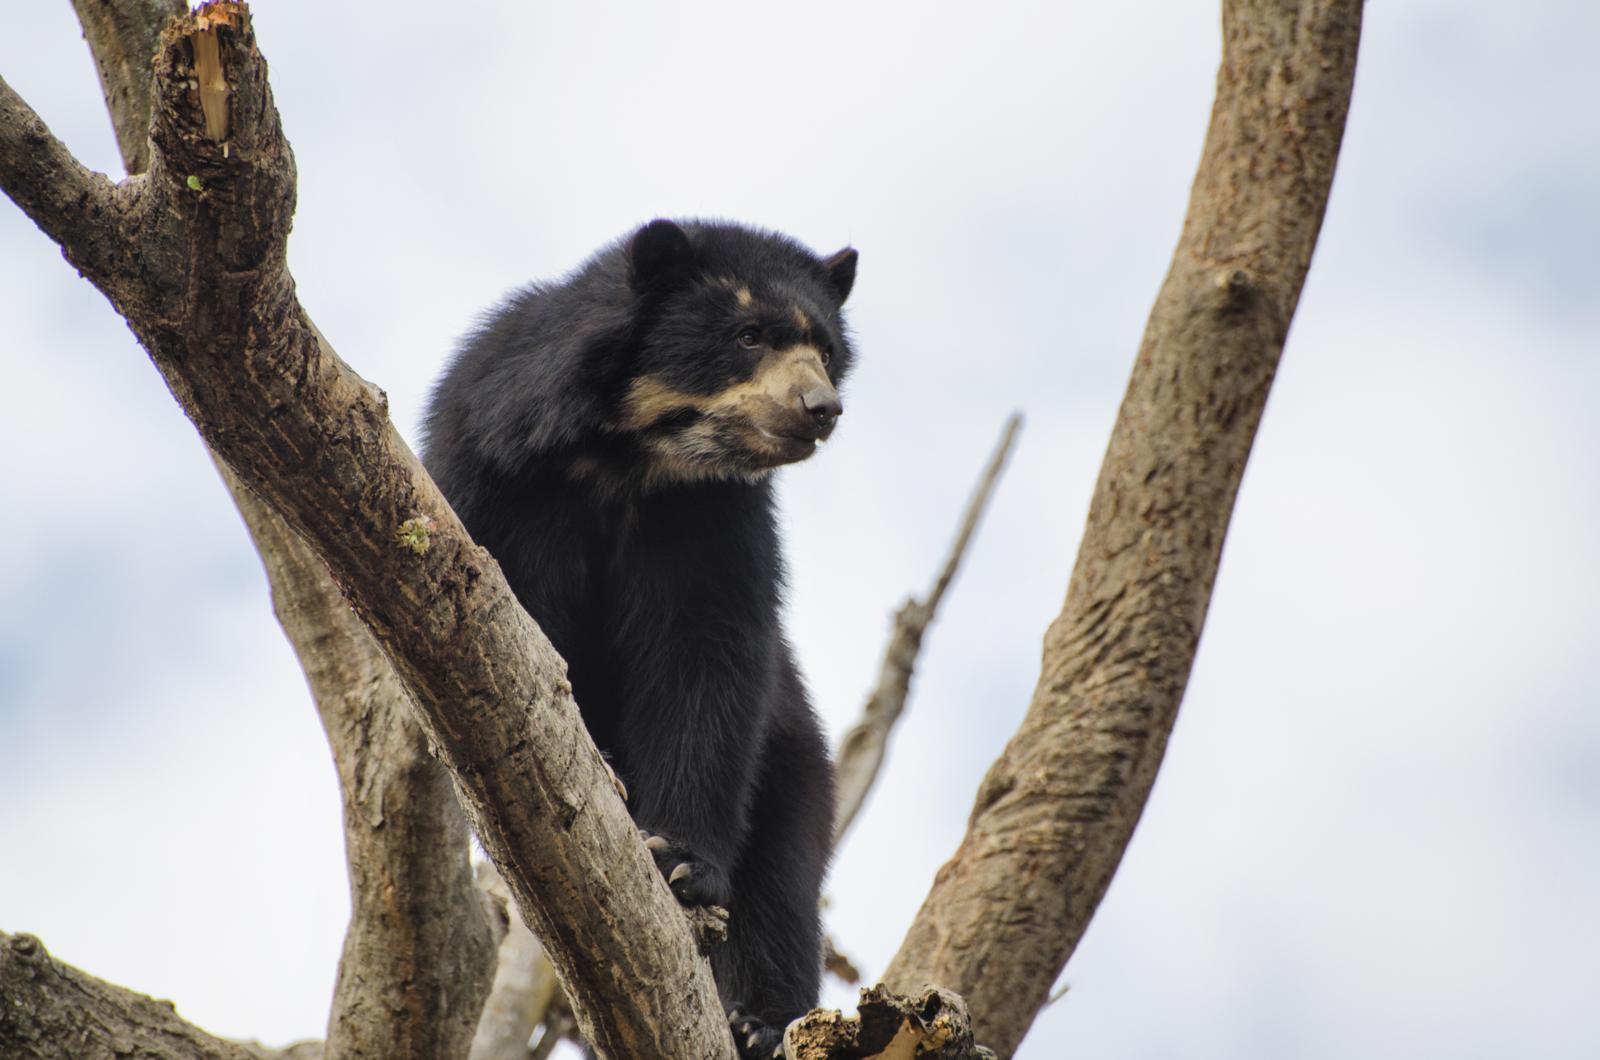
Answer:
top-left (422, 219), bottom-right (856, 1058)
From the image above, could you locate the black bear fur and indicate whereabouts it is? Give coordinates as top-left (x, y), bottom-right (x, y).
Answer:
top-left (421, 220), bottom-right (857, 1057)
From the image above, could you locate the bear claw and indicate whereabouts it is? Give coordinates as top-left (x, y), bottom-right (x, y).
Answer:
top-left (727, 1006), bottom-right (784, 1059)
top-left (639, 831), bottom-right (732, 907)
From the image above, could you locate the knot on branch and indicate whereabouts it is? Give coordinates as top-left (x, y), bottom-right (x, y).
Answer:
top-left (2, 932), bottom-right (48, 969)
top-left (1209, 265), bottom-right (1271, 329)
top-left (783, 985), bottom-right (994, 1060)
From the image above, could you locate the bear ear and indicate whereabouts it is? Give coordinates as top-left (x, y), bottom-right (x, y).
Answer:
top-left (629, 219), bottom-right (695, 292)
top-left (821, 247), bottom-right (857, 304)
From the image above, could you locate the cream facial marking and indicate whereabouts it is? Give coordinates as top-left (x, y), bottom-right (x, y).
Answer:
top-left (639, 415), bottom-right (774, 488)
top-left (619, 344), bottom-right (832, 431)
top-left (617, 376), bottom-right (699, 431)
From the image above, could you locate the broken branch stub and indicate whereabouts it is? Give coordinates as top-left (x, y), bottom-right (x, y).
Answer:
top-left (783, 986), bottom-right (995, 1060)
top-left (0, 4), bottom-right (735, 1057)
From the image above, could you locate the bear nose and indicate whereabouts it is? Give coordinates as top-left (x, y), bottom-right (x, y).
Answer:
top-left (801, 384), bottom-right (843, 437)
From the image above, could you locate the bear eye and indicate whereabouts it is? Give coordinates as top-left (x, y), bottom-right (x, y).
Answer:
top-left (736, 328), bottom-right (762, 350)
top-left (819, 341), bottom-right (834, 367)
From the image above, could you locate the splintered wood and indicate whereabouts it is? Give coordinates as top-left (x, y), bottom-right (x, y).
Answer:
top-left (783, 986), bottom-right (994, 1060)
top-left (188, 1), bottom-right (250, 141)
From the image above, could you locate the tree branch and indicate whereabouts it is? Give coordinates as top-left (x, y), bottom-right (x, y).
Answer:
top-left (882, 2), bottom-right (1365, 1054)
top-left (468, 863), bottom-right (565, 1060)
top-left (833, 413), bottom-right (1021, 847)
top-left (65, 2), bottom-right (503, 1053)
top-left (0, 74), bottom-right (127, 277)
top-left (0, 5), bottom-right (732, 1057)
top-left (226, 464), bottom-right (503, 1060)
top-left (0, 931), bottom-right (318, 1060)
top-left (69, 0), bottom-right (184, 174)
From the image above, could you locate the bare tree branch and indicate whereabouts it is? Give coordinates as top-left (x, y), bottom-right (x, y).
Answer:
top-left (0, 74), bottom-right (124, 274)
top-left (0, 931), bottom-right (316, 1060)
top-left (469, 863), bottom-right (562, 1060)
top-left (822, 936), bottom-right (861, 986)
top-left (0, 6), bottom-right (732, 1057)
top-left (69, 0), bottom-right (184, 174)
top-left (833, 413), bottom-right (1021, 847)
top-left (227, 464), bottom-right (502, 1060)
top-left (64, 3), bottom-right (503, 1054)
top-left (882, 2), bottom-right (1365, 1054)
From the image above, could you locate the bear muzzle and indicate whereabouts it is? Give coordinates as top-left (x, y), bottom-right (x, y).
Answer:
top-left (753, 379), bottom-right (841, 464)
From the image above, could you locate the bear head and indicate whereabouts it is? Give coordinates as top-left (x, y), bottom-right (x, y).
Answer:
top-left (613, 219), bottom-right (858, 487)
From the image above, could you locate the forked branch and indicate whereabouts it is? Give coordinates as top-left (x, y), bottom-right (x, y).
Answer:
top-left (0, 6), bottom-right (731, 1057)
top-left (65, 0), bottom-right (502, 1053)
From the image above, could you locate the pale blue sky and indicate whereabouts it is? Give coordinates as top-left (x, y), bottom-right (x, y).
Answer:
top-left (2, 3), bottom-right (1597, 1057)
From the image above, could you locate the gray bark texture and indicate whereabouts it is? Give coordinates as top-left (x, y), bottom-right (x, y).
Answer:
top-left (227, 464), bottom-right (503, 1060)
top-left (0, 4), bottom-right (733, 1057)
top-left (0, 931), bottom-right (316, 1060)
top-left (65, 2), bottom-right (503, 1055)
top-left (882, 2), bottom-right (1365, 1055)
top-left (68, 0), bottom-right (182, 173)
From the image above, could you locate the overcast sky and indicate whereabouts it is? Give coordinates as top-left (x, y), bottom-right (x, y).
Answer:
top-left (2, 2), bottom-right (1597, 1057)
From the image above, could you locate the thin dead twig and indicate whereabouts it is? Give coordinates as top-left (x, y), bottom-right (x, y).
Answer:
top-left (832, 413), bottom-right (1022, 846)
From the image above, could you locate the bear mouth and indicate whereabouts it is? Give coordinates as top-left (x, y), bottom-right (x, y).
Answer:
top-left (755, 425), bottom-right (821, 464)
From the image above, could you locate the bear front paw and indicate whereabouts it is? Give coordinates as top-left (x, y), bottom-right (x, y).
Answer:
top-left (728, 1006), bottom-right (785, 1059)
top-left (639, 831), bottom-right (732, 908)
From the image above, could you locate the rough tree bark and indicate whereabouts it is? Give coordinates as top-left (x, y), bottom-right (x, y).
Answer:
top-left (784, 987), bottom-right (994, 1060)
top-left (64, 3), bottom-right (503, 1055)
top-left (68, 0), bottom-right (174, 173)
top-left (227, 466), bottom-right (503, 1060)
top-left (882, 2), bottom-right (1365, 1055)
top-left (0, 931), bottom-right (316, 1060)
top-left (0, 5), bottom-right (733, 1057)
